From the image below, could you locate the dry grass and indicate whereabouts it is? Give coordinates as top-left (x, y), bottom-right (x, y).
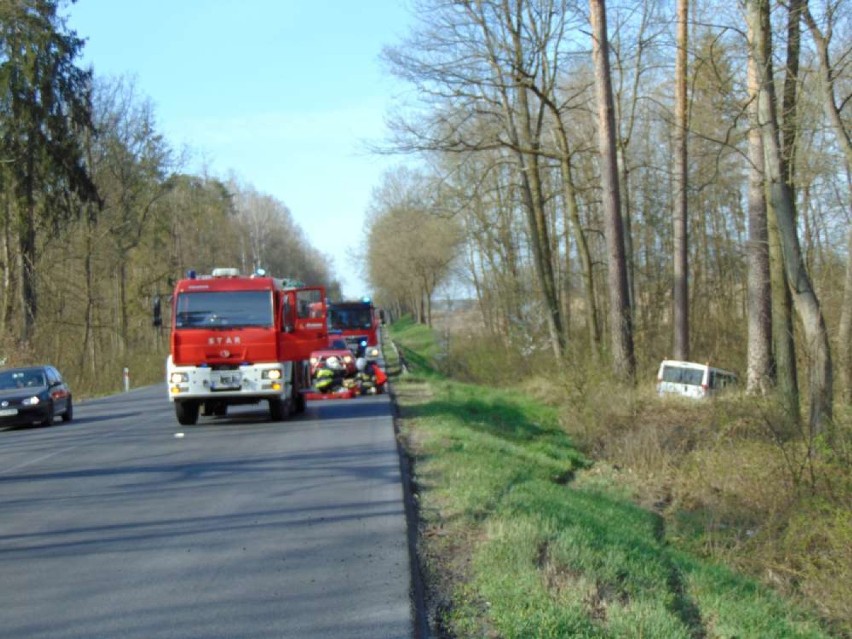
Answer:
top-left (550, 380), bottom-right (852, 636)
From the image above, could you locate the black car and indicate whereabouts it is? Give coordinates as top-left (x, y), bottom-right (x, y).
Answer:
top-left (0, 365), bottom-right (73, 427)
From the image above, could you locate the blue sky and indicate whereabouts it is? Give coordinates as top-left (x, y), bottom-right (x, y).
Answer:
top-left (67, 0), bottom-right (413, 298)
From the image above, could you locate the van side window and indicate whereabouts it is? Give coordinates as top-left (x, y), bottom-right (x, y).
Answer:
top-left (709, 371), bottom-right (736, 390)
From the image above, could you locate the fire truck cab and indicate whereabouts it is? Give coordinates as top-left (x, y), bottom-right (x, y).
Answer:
top-left (164, 268), bottom-right (327, 425)
top-left (327, 297), bottom-right (381, 360)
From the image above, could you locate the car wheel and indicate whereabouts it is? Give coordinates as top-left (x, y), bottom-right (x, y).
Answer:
top-left (62, 396), bottom-right (73, 422)
top-left (39, 402), bottom-right (55, 427)
top-left (175, 400), bottom-right (199, 425)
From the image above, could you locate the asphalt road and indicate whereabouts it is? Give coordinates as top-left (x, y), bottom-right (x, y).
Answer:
top-left (0, 385), bottom-right (413, 639)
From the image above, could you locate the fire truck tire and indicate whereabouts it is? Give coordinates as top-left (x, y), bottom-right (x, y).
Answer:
top-left (175, 400), bottom-right (200, 425)
top-left (268, 397), bottom-right (289, 421)
top-left (294, 392), bottom-right (306, 414)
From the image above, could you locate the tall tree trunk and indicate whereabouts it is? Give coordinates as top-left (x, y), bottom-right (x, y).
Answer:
top-left (19, 196), bottom-right (37, 343)
top-left (119, 260), bottom-right (129, 356)
top-left (768, 200), bottom-right (800, 415)
top-left (748, 0), bottom-right (833, 439)
top-left (781, 0), bottom-right (802, 190)
top-left (554, 127), bottom-right (600, 354)
top-left (18, 147), bottom-right (38, 343)
top-left (839, 227), bottom-right (852, 404)
top-left (516, 152), bottom-right (564, 358)
top-left (617, 147), bottom-right (635, 314)
top-left (672, 0), bottom-right (689, 361)
top-left (1, 198), bottom-right (15, 334)
top-left (81, 210), bottom-right (98, 380)
top-left (590, 0), bottom-right (635, 382)
top-left (801, 2), bottom-right (852, 405)
top-left (511, 62), bottom-right (564, 358)
top-left (746, 49), bottom-right (774, 395)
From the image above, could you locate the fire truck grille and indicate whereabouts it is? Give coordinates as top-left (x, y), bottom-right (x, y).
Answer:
top-left (344, 336), bottom-right (367, 350)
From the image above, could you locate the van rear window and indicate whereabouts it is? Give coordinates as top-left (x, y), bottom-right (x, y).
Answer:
top-left (661, 366), bottom-right (704, 386)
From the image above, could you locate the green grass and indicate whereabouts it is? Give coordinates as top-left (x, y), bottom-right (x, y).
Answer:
top-left (389, 319), bottom-right (836, 638)
top-left (386, 315), bottom-right (444, 377)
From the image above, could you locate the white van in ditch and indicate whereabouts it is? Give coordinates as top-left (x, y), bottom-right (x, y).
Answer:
top-left (656, 360), bottom-right (737, 399)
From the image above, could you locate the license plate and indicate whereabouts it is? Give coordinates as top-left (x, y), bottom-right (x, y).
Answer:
top-left (0, 408), bottom-right (18, 417)
top-left (212, 373), bottom-right (241, 390)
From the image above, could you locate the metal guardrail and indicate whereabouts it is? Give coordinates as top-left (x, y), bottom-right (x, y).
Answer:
top-left (390, 340), bottom-right (409, 375)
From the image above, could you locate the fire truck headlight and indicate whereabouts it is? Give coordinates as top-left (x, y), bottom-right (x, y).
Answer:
top-left (309, 357), bottom-right (318, 365)
top-left (170, 372), bottom-right (188, 384)
top-left (263, 369), bottom-right (282, 380)
top-left (343, 355), bottom-right (352, 364)
top-left (368, 347), bottom-right (380, 358)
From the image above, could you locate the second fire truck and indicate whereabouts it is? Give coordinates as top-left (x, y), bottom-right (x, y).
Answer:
top-left (327, 297), bottom-right (381, 359)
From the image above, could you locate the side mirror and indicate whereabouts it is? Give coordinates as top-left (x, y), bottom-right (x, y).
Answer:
top-left (152, 296), bottom-right (162, 328)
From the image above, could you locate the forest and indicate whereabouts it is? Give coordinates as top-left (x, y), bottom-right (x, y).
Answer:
top-left (0, 0), bottom-right (341, 395)
top-left (364, 0), bottom-right (850, 434)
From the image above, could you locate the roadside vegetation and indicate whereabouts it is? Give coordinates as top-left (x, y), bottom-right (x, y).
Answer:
top-left (388, 318), bottom-right (850, 638)
top-left (0, 2), bottom-right (341, 398)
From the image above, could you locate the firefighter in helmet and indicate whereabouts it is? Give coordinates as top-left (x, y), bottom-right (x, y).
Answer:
top-left (315, 355), bottom-right (346, 393)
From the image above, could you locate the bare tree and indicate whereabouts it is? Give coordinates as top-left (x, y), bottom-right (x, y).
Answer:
top-left (747, 0), bottom-right (833, 438)
top-left (746, 48), bottom-right (774, 395)
top-left (383, 0), bottom-right (571, 358)
top-left (672, 0), bottom-right (689, 361)
top-left (93, 77), bottom-right (173, 354)
top-left (590, 0), bottom-right (635, 382)
top-left (801, 0), bottom-right (852, 404)
top-left (801, 2), bottom-right (852, 170)
top-left (365, 166), bottom-right (462, 325)
top-left (840, 227), bottom-right (852, 404)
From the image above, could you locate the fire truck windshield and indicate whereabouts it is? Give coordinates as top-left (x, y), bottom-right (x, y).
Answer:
top-left (175, 291), bottom-right (273, 328)
top-left (329, 307), bottom-right (373, 330)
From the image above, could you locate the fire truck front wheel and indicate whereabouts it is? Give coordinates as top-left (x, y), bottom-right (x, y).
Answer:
top-left (175, 400), bottom-right (200, 425)
top-left (294, 392), bottom-right (306, 414)
top-left (268, 397), bottom-right (290, 421)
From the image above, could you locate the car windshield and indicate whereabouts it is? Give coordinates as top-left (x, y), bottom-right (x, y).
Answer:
top-left (175, 291), bottom-right (273, 328)
top-left (328, 306), bottom-right (373, 330)
top-left (0, 370), bottom-right (46, 390)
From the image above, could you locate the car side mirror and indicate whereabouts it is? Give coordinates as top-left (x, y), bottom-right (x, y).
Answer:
top-left (152, 296), bottom-right (162, 327)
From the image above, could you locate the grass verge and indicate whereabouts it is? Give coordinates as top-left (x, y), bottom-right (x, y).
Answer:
top-left (387, 323), bottom-right (841, 638)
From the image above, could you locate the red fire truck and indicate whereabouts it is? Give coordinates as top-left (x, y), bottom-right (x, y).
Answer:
top-left (327, 298), bottom-right (381, 359)
top-left (163, 267), bottom-right (327, 425)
